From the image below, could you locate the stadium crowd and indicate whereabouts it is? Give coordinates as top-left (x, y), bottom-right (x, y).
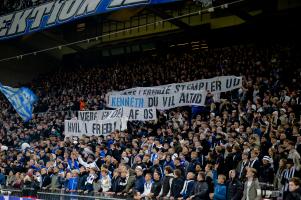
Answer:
top-left (1, 43), bottom-right (301, 200)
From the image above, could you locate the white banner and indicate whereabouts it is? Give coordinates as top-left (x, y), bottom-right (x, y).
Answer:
top-left (78, 107), bottom-right (157, 121)
top-left (107, 91), bottom-right (207, 109)
top-left (107, 76), bottom-right (242, 96)
top-left (64, 117), bottom-right (127, 137)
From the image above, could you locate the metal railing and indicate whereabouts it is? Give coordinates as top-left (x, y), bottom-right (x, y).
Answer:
top-left (0, 188), bottom-right (126, 200)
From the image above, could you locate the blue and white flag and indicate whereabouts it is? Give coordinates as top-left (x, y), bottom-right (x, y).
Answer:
top-left (0, 83), bottom-right (37, 122)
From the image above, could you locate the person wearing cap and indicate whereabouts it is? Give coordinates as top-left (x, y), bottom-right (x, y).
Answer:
top-left (259, 156), bottom-right (274, 184)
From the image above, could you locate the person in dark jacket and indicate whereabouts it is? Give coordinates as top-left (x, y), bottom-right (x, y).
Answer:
top-left (186, 152), bottom-right (200, 173)
top-left (174, 157), bottom-right (186, 178)
top-left (21, 175), bottom-right (40, 198)
top-left (170, 169), bottom-right (185, 199)
top-left (286, 177), bottom-right (301, 200)
top-left (150, 171), bottom-right (162, 199)
top-left (108, 169), bottom-right (121, 194)
top-left (226, 170), bottom-right (243, 200)
top-left (41, 168), bottom-right (51, 189)
top-left (259, 156), bottom-right (274, 184)
top-left (77, 166), bottom-right (88, 192)
top-left (157, 166), bottom-right (174, 199)
top-left (188, 172), bottom-right (209, 200)
top-left (180, 172), bottom-right (195, 199)
top-left (134, 166), bottom-right (145, 194)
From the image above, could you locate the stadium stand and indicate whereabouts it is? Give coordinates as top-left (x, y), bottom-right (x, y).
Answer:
top-left (0, 0), bottom-right (301, 200)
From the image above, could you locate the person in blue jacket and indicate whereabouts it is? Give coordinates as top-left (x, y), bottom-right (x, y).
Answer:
top-left (67, 170), bottom-right (79, 193)
top-left (212, 164), bottom-right (227, 200)
top-left (134, 166), bottom-right (145, 194)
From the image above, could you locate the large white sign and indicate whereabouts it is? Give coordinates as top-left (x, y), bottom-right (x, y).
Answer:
top-left (108, 76), bottom-right (242, 96)
top-left (78, 107), bottom-right (157, 121)
top-left (64, 117), bottom-right (127, 137)
top-left (107, 91), bottom-right (207, 109)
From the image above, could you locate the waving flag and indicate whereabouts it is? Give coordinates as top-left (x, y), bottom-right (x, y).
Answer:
top-left (0, 83), bottom-right (37, 122)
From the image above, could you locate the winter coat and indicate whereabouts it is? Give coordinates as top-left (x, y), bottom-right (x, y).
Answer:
top-left (191, 180), bottom-right (209, 200)
top-left (226, 178), bottom-right (243, 200)
top-left (170, 177), bottom-right (184, 198)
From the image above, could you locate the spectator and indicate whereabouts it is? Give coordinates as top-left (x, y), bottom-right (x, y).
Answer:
top-left (212, 165), bottom-right (227, 200)
top-left (286, 177), bottom-right (301, 200)
top-left (188, 172), bottom-right (209, 200)
top-left (179, 172), bottom-right (195, 200)
top-left (99, 168), bottom-right (111, 193)
top-left (0, 168), bottom-right (6, 186)
top-left (259, 156), bottom-right (274, 184)
top-left (134, 173), bottom-right (153, 199)
top-left (242, 168), bottom-right (261, 200)
top-left (157, 166), bottom-right (174, 199)
top-left (21, 174), bottom-right (39, 199)
top-left (226, 170), bottom-right (243, 200)
top-left (149, 171), bottom-right (162, 199)
top-left (134, 166), bottom-right (145, 194)
top-left (170, 169), bottom-right (184, 200)
top-left (274, 159), bottom-right (287, 191)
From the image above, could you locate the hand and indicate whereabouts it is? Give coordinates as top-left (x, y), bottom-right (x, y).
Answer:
top-left (214, 163), bottom-right (219, 170)
top-left (117, 192), bottom-right (122, 196)
top-left (209, 193), bottom-right (214, 199)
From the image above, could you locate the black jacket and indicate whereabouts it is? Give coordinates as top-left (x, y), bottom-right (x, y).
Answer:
top-left (191, 180), bottom-right (209, 200)
top-left (226, 178), bottom-right (243, 200)
top-left (259, 164), bottom-right (274, 184)
top-left (41, 174), bottom-right (51, 188)
top-left (151, 180), bottom-right (162, 198)
top-left (285, 187), bottom-right (301, 200)
top-left (21, 180), bottom-right (39, 197)
top-left (160, 174), bottom-right (174, 197)
top-left (170, 177), bottom-right (184, 198)
top-left (110, 176), bottom-right (121, 193)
